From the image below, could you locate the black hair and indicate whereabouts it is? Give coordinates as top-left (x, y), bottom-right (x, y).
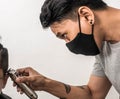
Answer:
top-left (0, 44), bottom-right (8, 75)
top-left (40, 0), bottom-right (107, 28)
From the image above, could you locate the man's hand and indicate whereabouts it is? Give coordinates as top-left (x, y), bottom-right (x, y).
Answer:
top-left (15, 67), bottom-right (47, 91)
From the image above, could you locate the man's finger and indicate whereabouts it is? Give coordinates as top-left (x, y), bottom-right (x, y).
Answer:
top-left (16, 76), bottom-right (32, 83)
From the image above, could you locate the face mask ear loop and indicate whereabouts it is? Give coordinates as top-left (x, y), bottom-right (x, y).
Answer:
top-left (78, 14), bottom-right (81, 33)
top-left (92, 24), bottom-right (94, 35)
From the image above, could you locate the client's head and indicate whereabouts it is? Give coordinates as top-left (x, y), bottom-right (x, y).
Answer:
top-left (0, 44), bottom-right (8, 92)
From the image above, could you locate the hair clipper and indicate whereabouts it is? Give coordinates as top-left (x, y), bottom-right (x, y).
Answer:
top-left (7, 68), bottom-right (38, 99)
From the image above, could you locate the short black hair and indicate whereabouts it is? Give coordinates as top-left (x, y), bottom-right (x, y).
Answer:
top-left (40, 0), bottom-right (107, 28)
top-left (0, 44), bottom-right (8, 75)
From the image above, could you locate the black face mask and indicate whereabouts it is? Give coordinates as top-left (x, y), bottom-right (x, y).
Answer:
top-left (66, 15), bottom-right (100, 56)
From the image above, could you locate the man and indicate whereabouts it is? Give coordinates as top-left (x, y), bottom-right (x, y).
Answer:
top-left (15, 0), bottom-right (120, 98)
top-left (0, 44), bottom-right (11, 99)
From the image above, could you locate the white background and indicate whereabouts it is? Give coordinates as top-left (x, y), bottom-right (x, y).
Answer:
top-left (0, 0), bottom-right (119, 99)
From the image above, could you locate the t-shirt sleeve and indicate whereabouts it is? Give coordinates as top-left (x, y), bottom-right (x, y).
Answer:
top-left (92, 55), bottom-right (106, 77)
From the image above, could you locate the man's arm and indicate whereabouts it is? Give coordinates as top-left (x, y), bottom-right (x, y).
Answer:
top-left (88, 75), bottom-right (111, 99)
top-left (43, 75), bottom-right (111, 99)
top-left (16, 67), bottom-right (111, 99)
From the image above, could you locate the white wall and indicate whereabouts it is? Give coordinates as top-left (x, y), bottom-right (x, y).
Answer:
top-left (0, 0), bottom-right (119, 99)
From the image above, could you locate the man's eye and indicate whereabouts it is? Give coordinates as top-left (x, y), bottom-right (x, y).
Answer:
top-left (56, 33), bottom-right (68, 40)
top-left (60, 33), bottom-right (67, 39)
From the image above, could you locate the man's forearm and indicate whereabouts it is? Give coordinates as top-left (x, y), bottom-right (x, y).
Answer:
top-left (42, 78), bottom-right (92, 99)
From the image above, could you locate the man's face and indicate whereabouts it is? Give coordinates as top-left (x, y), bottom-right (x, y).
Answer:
top-left (50, 19), bottom-right (79, 43)
top-left (50, 18), bottom-right (92, 43)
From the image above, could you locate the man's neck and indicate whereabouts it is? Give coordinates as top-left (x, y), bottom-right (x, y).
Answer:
top-left (94, 6), bottom-right (120, 43)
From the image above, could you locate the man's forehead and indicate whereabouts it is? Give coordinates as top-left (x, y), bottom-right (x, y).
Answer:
top-left (51, 22), bottom-right (62, 28)
top-left (51, 19), bottom-right (69, 27)
top-left (50, 20), bottom-right (70, 33)
top-left (50, 23), bottom-right (61, 34)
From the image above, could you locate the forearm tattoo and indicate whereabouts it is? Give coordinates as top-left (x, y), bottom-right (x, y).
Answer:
top-left (63, 83), bottom-right (71, 94)
top-left (59, 85), bottom-right (86, 99)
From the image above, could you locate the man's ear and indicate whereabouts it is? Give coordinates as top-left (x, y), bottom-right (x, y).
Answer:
top-left (2, 75), bottom-right (8, 88)
top-left (78, 6), bottom-right (95, 24)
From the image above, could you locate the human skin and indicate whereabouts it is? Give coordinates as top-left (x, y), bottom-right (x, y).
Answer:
top-left (16, 6), bottom-right (120, 99)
